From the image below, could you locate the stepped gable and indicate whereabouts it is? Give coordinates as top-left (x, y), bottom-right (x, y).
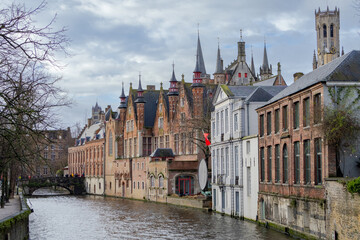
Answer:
top-left (265, 50), bottom-right (360, 107)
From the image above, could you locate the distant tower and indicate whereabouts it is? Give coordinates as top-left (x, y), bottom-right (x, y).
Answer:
top-left (315, 6), bottom-right (340, 68)
top-left (259, 41), bottom-right (272, 80)
top-left (213, 40), bottom-right (225, 84)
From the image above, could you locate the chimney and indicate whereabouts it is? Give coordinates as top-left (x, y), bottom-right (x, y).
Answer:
top-left (293, 72), bottom-right (304, 82)
top-left (87, 118), bottom-right (91, 128)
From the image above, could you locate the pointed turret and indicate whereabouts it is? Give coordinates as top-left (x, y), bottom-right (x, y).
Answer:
top-left (168, 63), bottom-right (179, 96)
top-left (250, 50), bottom-right (256, 76)
top-left (260, 41), bottom-right (272, 80)
top-left (119, 82), bottom-right (127, 108)
top-left (195, 32), bottom-right (207, 77)
top-left (262, 42), bottom-right (270, 72)
top-left (313, 50), bottom-right (318, 70)
top-left (134, 73), bottom-right (146, 103)
top-left (214, 43), bottom-right (223, 74)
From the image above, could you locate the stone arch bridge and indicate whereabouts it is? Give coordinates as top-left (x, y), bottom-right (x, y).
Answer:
top-left (20, 177), bottom-right (86, 196)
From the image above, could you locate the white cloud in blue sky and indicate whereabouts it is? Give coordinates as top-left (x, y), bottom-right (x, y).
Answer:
top-left (2, 0), bottom-right (360, 129)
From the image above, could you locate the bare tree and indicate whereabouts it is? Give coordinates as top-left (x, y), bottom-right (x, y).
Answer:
top-left (322, 86), bottom-right (360, 177)
top-left (0, 1), bottom-right (70, 204)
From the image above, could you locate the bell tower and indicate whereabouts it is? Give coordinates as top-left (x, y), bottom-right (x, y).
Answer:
top-left (315, 6), bottom-right (340, 68)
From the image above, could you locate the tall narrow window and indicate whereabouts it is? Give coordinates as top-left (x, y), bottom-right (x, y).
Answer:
top-left (275, 144), bottom-right (280, 182)
top-left (225, 109), bottom-right (229, 133)
top-left (181, 133), bottom-right (186, 154)
top-left (304, 140), bottom-right (311, 184)
top-left (267, 112), bottom-right (272, 135)
top-left (234, 113), bottom-right (239, 131)
top-left (330, 24), bottom-right (334, 38)
top-left (323, 24), bottom-right (327, 38)
top-left (303, 98), bottom-right (310, 127)
top-left (108, 132), bottom-right (113, 156)
top-left (314, 93), bottom-right (321, 124)
top-left (221, 148), bottom-right (224, 174)
top-left (174, 134), bottom-right (179, 154)
top-left (216, 112), bottom-right (219, 136)
top-left (216, 149), bottom-right (220, 175)
top-left (188, 132), bottom-right (193, 154)
top-left (260, 114), bottom-right (264, 137)
top-left (221, 111), bottom-right (224, 134)
top-left (283, 144), bottom-right (288, 183)
top-left (267, 146), bottom-right (272, 182)
top-left (159, 136), bottom-right (164, 148)
top-left (134, 137), bottom-right (137, 157)
top-left (124, 139), bottom-right (127, 157)
top-left (260, 147), bottom-right (265, 182)
top-left (315, 138), bottom-right (322, 185)
top-left (165, 135), bottom-right (170, 148)
top-left (225, 147), bottom-right (229, 176)
top-left (293, 102), bottom-right (299, 129)
top-left (235, 146), bottom-right (239, 179)
top-left (275, 109), bottom-right (280, 133)
top-left (294, 142), bottom-right (300, 184)
top-left (283, 105), bottom-right (288, 131)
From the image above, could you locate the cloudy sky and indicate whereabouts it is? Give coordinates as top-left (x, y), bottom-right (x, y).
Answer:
top-left (2, 0), bottom-right (360, 130)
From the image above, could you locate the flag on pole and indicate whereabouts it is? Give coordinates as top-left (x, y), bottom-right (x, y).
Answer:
top-left (202, 129), bottom-right (211, 146)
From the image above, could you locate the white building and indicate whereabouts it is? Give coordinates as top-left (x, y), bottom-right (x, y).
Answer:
top-left (211, 85), bottom-right (286, 219)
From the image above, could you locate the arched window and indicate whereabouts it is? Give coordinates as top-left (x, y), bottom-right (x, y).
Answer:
top-left (283, 144), bottom-right (288, 183)
top-left (159, 175), bottom-right (164, 188)
top-left (330, 24), bottom-right (334, 38)
top-left (108, 132), bottom-right (113, 156)
top-left (323, 24), bottom-right (327, 38)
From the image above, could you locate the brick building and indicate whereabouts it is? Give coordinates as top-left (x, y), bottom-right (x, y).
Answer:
top-left (256, 50), bottom-right (360, 239)
top-left (103, 34), bottom-right (217, 201)
top-left (68, 103), bottom-right (105, 195)
top-left (31, 128), bottom-right (73, 177)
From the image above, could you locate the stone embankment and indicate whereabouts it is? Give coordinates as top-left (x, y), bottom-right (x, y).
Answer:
top-left (0, 193), bottom-right (31, 240)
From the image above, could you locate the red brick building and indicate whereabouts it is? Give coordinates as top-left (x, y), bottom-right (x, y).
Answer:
top-left (256, 50), bottom-right (360, 239)
top-left (103, 35), bottom-right (216, 200)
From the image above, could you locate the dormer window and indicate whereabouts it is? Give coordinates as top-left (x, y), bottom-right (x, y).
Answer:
top-left (159, 103), bottom-right (163, 113)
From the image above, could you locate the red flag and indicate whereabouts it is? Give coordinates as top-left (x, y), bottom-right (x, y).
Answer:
top-left (203, 132), bottom-right (211, 146)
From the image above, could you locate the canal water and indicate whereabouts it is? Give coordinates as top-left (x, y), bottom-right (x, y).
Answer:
top-left (28, 195), bottom-right (292, 240)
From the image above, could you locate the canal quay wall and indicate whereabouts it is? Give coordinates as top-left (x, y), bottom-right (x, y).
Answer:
top-left (0, 193), bottom-right (31, 240)
top-left (325, 178), bottom-right (360, 240)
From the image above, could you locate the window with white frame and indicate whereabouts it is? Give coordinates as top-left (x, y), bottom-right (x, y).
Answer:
top-left (234, 113), bottom-right (238, 131)
top-left (216, 112), bottom-right (219, 136)
top-left (159, 103), bottom-right (163, 113)
top-left (225, 108), bottom-right (229, 132)
top-left (246, 141), bottom-right (250, 154)
top-left (221, 110), bottom-right (224, 134)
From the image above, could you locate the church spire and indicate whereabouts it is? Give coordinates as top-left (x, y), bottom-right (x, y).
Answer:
top-left (262, 41), bottom-right (269, 72)
top-left (195, 29), bottom-right (207, 77)
top-left (214, 40), bottom-right (223, 74)
top-left (250, 48), bottom-right (256, 76)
